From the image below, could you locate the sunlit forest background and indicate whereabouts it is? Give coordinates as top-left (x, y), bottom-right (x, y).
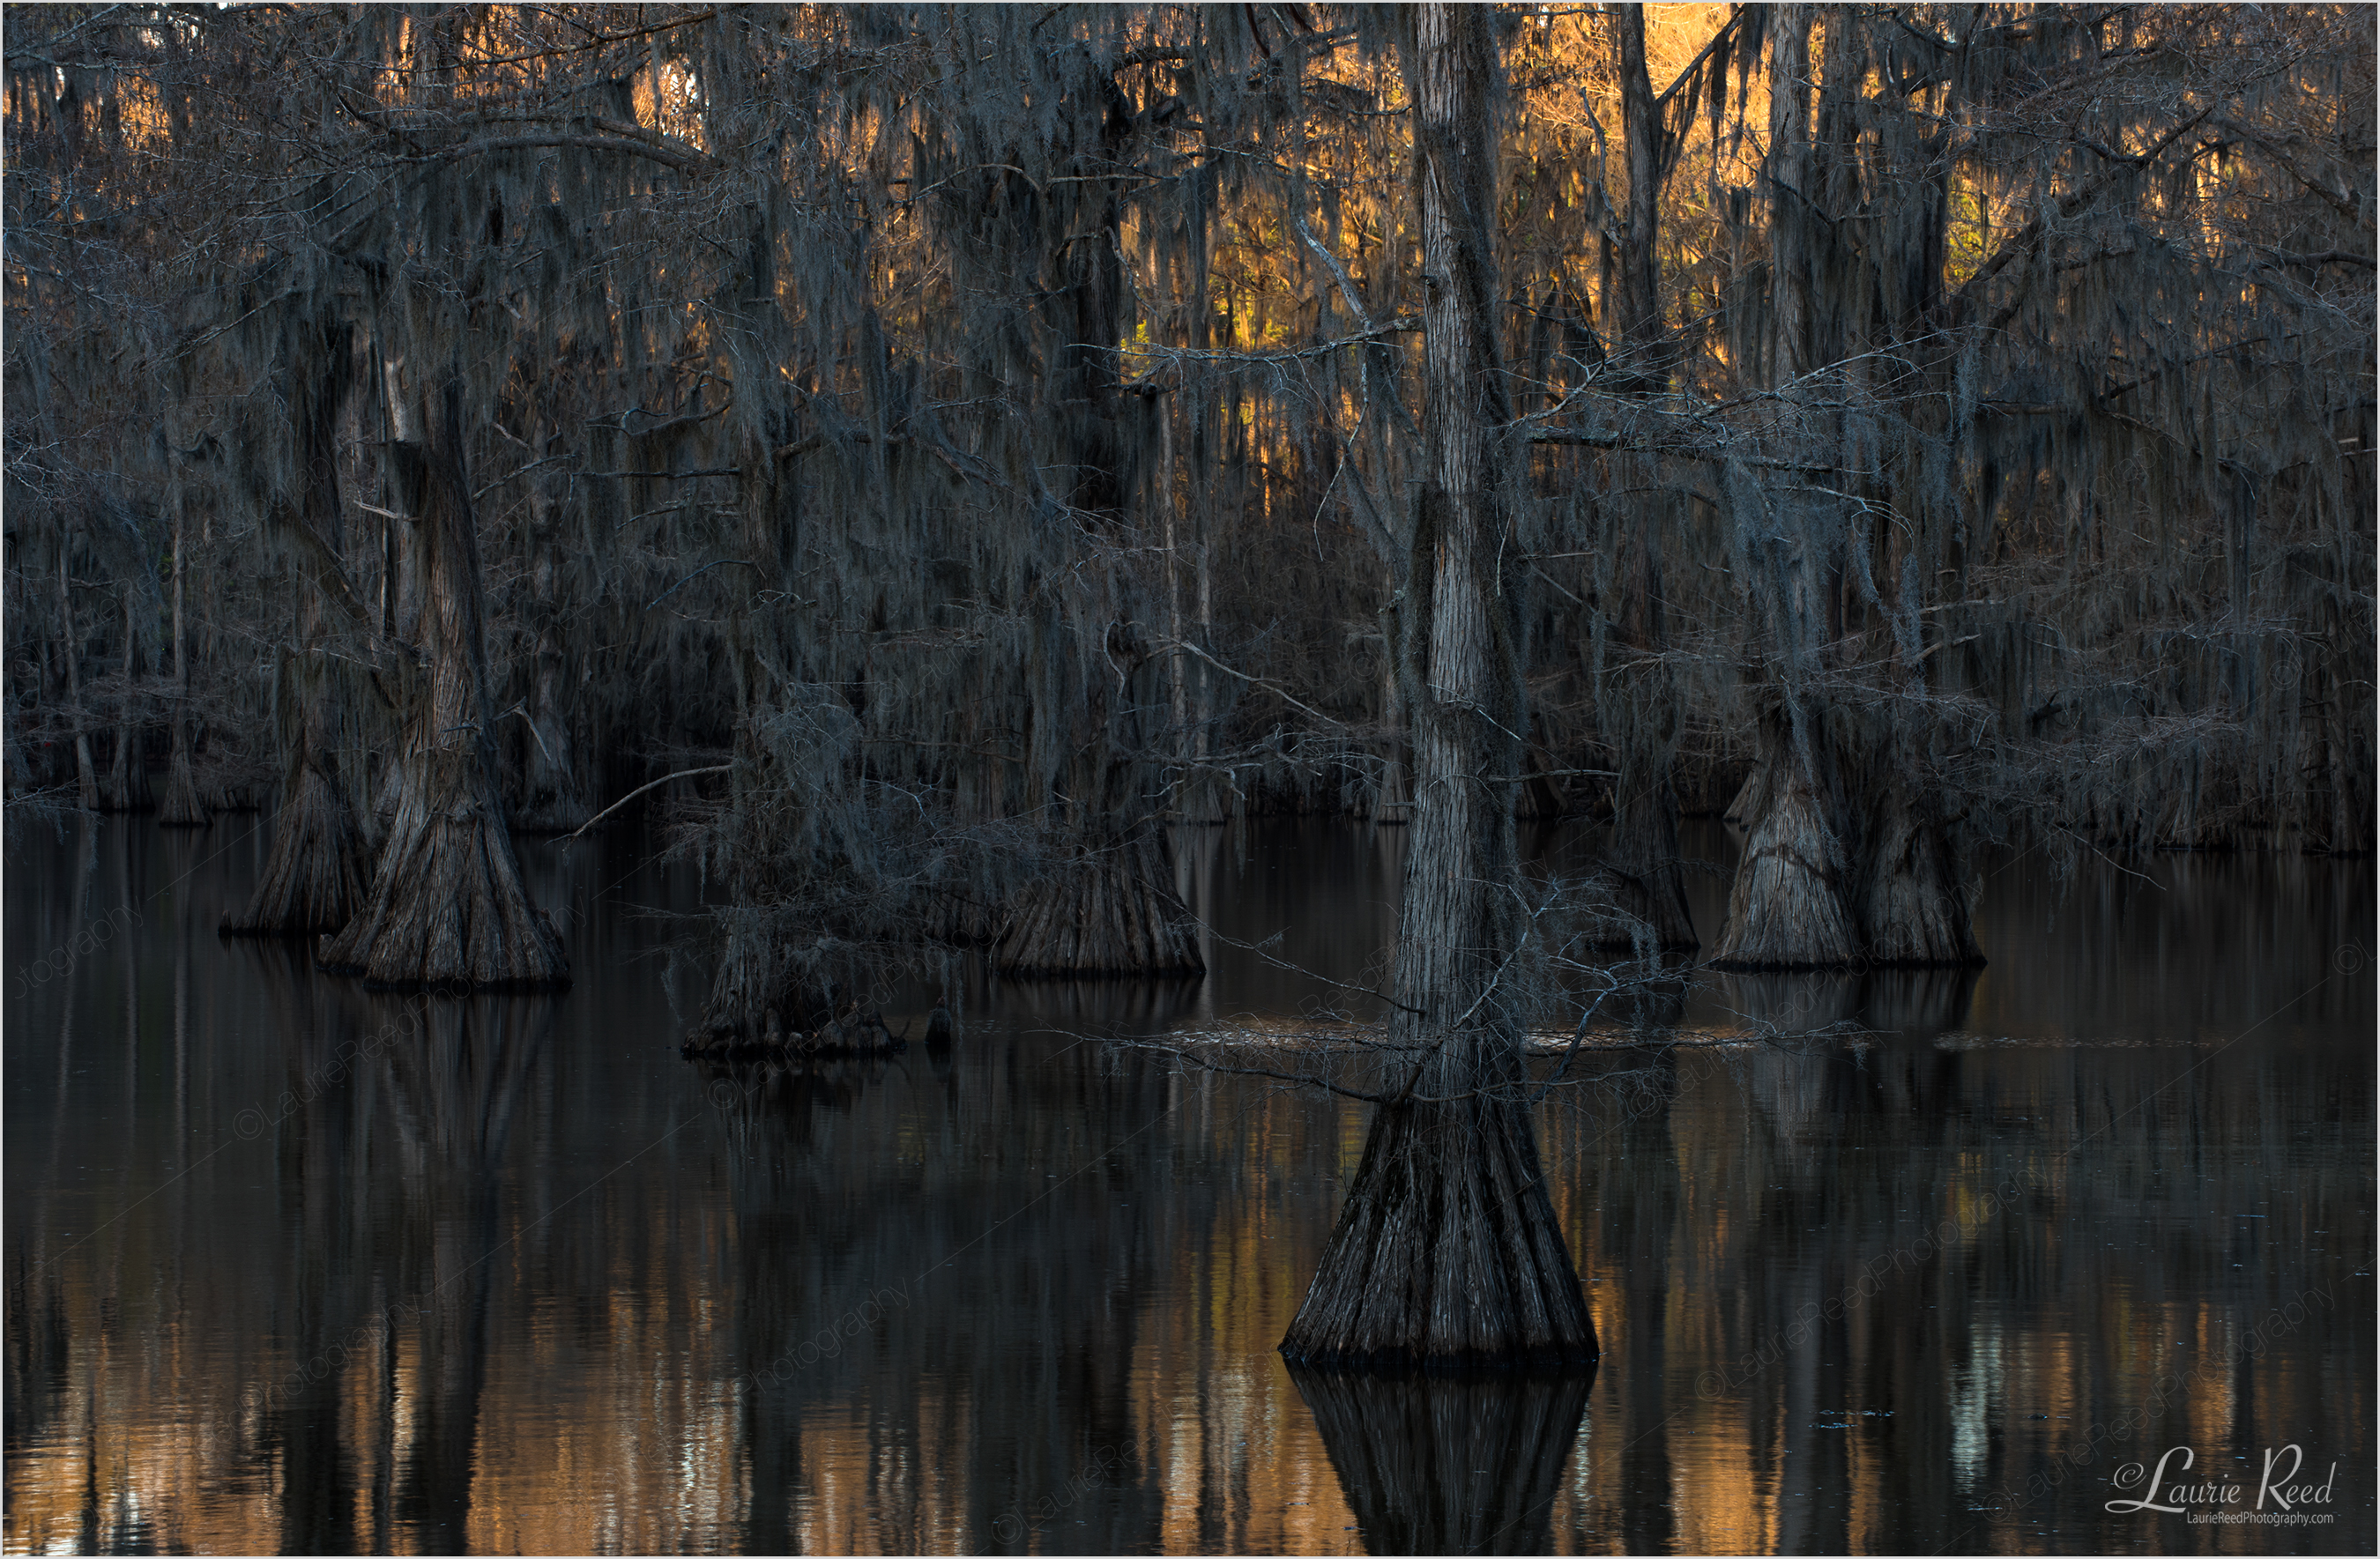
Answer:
top-left (6, 2), bottom-right (2369, 1021)
top-left (3, 5), bottom-right (2375, 1552)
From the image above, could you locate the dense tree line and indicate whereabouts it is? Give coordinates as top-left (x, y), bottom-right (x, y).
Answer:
top-left (5, 3), bottom-right (2371, 1357)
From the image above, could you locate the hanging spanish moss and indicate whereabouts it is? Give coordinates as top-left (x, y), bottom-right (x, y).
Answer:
top-left (3, 5), bottom-right (2367, 1009)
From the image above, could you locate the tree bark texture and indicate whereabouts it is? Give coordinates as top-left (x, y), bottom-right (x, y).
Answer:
top-left (159, 501), bottom-right (210, 827)
top-left (221, 733), bottom-right (372, 936)
top-left (103, 588), bottom-right (152, 813)
top-left (1713, 711), bottom-right (1984, 969)
top-left (228, 336), bottom-right (377, 926)
top-left (318, 385), bottom-right (569, 989)
top-left (1582, 2), bottom-right (1695, 947)
top-left (1712, 710), bottom-right (1858, 968)
top-left (54, 546), bottom-right (98, 811)
top-left (1282, 4), bottom-right (1595, 1372)
top-left (990, 828), bottom-right (1204, 976)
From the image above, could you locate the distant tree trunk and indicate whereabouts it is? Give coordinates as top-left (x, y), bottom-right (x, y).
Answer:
top-left (225, 326), bottom-right (372, 932)
top-left (1593, 2), bottom-right (1695, 950)
top-left (1712, 7), bottom-right (1982, 969)
top-left (160, 497), bottom-right (209, 828)
top-left (1282, 4), bottom-right (1596, 1371)
top-left (54, 544), bottom-right (99, 811)
top-left (990, 828), bottom-right (1202, 975)
top-left (1714, 6), bottom-right (1856, 968)
top-left (319, 382), bottom-right (569, 989)
top-left (508, 457), bottom-right (589, 832)
top-left (988, 64), bottom-right (1207, 978)
top-left (1712, 707), bottom-right (1858, 968)
top-left (993, 642), bottom-right (1203, 976)
top-left (103, 585), bottom-right (152, 813)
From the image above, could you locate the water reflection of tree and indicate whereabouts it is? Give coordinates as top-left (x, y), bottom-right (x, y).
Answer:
top-left (378, 996), bottom-right (553, 1551)
top-left (1539, 1016), bottom-right (2371, 1550)
top-left (227, 969), bottom-right (555, 1555)
top-left (706, 1029), bottom-right (1205, 1553)
top-left (1290, 1369), bottom-right (1594, 1555)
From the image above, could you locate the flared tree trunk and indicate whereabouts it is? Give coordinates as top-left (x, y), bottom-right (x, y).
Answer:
top-left (53, 546), bottom-right (99, 811)
top-left (221, 698), bottom-right (372, 935)
top-left (1711, 709), bottom-right (1858, 969)
top-left (1599, 775), bottom-right (1697, 949)
top-left (103, 589), bottom-right (152, 813)
top-left (319, 386), bottom-right (568, 989)
top-left (228, 331), bottom-right (376, 927)
top-left (1859, 776), bottom-right (1984, 965)
top-left (990, 826), bottom-right (1203, 976)
top-left (160, 716), bottom-right (209, 827)
top-left (1715, 712), bottom-right (1985, 969)
top-left (1283, 4), bottom-right (1595, 1371)
top-left (159, 508), bottom-right (209, 828)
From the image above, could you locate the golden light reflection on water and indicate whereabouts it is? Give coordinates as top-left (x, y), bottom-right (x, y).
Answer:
top-left (5, 819), bottom-right (2371, 1554)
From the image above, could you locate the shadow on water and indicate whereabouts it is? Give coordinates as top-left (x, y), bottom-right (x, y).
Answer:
top-left (1289, 1366), bottom-right (1596, 1555)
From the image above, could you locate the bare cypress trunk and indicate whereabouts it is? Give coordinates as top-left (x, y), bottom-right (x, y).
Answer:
top-left (160, 718), bottom-right (208, 827)
top-left (227, 330), bottom-right (373, 929)
top-left (1283, 4), bottom-right (1595, 1371)
top-left (509, 436), bottom-right (589, 833)
top-left (54, 545), bottom-right (99, 811)
top-left (1600, 780), bottom-right (1697, 949)
top-left (1580, 4), bottom-right (1694, 948)
top-left (989, 827), bottom-right (1202, 976)
top-left (103, 587), bottom-right (152, 813)
top-left (1711, 709), bottom-right (1858, 969)
top-left (318, 385), bottom-right (568, 990)
top-left (1860, 777), bottom-right (1984, 965)
top-left (221, 675), bottom-right (374, 935)
top-left (159, 502), bottom-right (209, 828)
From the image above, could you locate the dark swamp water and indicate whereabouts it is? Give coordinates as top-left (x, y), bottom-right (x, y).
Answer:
top-left (4, 812), bottom-right (2372, 1555)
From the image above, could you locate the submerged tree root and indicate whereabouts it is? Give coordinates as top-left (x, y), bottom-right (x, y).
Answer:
top-left (1281, 1095), bottom-right (1598, 1370)
top-left (220, 763), bottom-right (370, 936)
top-left (991, 833), bottom-right (1204, 976)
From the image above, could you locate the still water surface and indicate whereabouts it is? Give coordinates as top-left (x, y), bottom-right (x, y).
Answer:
top-left (5, 814), bottom-right (2372, 1554)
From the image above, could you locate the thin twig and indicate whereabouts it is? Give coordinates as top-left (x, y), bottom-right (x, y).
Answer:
top-left (561, 765), bottom-right (731, 841)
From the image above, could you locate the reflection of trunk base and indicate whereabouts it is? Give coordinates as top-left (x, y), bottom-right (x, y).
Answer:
top-left (992, 833), bottom-right (1204, 976)
top-left (1290, 1366), bottom-right (1594, 1555)
top-left (1282, 1093), bottom-right (1596, 1370)
top-left (220, 764), bottom-right (369, 936)
top-left (317, 798), bottom-right (569, 989)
